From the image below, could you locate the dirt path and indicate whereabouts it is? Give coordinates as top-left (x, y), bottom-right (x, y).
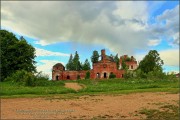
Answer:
top-left (64, 83), bottom-right (84, 91)
top-left (1, 92), bottom-right (179, 119)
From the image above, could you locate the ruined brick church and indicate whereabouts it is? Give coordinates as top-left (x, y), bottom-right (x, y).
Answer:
top-left (52, 49), bottom-right (138, 80)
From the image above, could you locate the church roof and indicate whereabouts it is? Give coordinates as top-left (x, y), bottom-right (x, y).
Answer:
top-left (106, 55), bottom-right (115, 62)
top-left (53, 63), bottom-right (64, 67)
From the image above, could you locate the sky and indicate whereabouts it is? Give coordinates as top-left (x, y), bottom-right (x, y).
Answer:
top-left (1, 1), bottom-right (179, 78)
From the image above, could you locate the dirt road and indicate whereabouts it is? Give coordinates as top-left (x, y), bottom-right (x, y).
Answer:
top-left (1, 92), bottom-right (178, 119)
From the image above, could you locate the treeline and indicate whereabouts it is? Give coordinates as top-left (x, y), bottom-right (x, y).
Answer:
top-left (66, 51), bottom-right (91, 71)
top-left (66, 50), bottom-right (120, 71)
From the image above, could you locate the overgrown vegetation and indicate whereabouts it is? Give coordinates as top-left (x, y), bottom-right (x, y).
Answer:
top-left (1, 81), bottom-right (75, 97)
top-left (85, 71), bottom-right (90, 79)
top-left (139, 104), bottom-right (179, 120)
top-left (109, 73), bottom-right (116, 78)
top-left (76, 78), bottom-right (178, 94)
top-left (4, 70), bottom-right (63, 87)
top-left (1, 78), bottom-right (179, 97)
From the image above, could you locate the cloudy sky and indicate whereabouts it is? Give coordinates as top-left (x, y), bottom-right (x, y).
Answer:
top-left (1, 1), bottom-right (179, 78)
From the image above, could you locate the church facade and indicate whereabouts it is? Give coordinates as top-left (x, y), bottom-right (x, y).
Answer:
top-left (52, 49), bottom-right (138, 80)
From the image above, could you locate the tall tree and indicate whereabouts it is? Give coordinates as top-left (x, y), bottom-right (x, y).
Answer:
top-left (114, 54), bottom-right (120, 69)
top-left (73, 51), bottom-right (81, 71)
top-left (91, 50), bottom-right (99, 63)
top-left (66, 54), bottom-right (73, 70)
top-left (82, 59), bottom-right (91, 70)
top-left (138, 50), bottom-right (164, 73)
top-left (0, 30), bottom-right (36, 81)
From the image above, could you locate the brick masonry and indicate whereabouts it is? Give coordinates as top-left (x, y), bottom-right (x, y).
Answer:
top-left (52, 49), bottom-right (138, 80)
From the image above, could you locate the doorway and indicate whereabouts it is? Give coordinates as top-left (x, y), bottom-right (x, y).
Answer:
top-left (104, 72), bottom-right (107, 78)
top-left (67, 75), bottom-right (70, 79)
top-left (96, 73), bottom-right (100, 78)
top-left (56, 75), bottom-right (59, 80)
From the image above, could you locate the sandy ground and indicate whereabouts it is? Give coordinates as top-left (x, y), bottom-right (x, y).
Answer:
top-left (1, 92), bottom-right (179, 119)
top-left (64, 83), bottom-right (83, 91)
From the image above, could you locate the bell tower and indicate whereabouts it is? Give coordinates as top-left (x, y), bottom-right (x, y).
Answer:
top-left (101, 49), bottom-right (106, 61)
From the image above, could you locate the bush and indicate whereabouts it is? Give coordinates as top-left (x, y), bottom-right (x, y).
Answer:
top-left (109, 73), bottom-right (116, 79)
top-left (134, 69), bottom-right (147, 79)
top-left (5, 70), bottom-right (36, 86)
top-left (77, 75), bottom-right (80, 80)
top-left (85, 71), bottom-right (90, 79)
top-left (4, 70), bottom-right (51, 87)
top-left (124, 70), bottom-right (134, 79)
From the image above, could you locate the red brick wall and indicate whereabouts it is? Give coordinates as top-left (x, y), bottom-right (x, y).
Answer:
top-left (91, 60), bottom-right (118, 79)
top-left (52, 50), bottom-right (138, 80)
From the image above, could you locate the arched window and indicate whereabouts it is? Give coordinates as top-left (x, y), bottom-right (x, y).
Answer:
top-left (96, 73), bottom-right (100, 78)
top-left (131, 65), bottom-right (133, 69)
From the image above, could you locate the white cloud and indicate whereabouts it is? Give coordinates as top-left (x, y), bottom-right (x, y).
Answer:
top-left (1, 1), bottom-right (179, 56)
top-left (148, 39), bottom-right (161, 46)
top-left (1, 1), bottom-right (150, 55)
top-left (36, 60), bottom-right (65, 79)
top-left (151, 5), bottom-right (179, 46)
top-left (159, 49), bottom-right (179, 66)
top-left (113, 1), bottom-right (148, 22)
top-left (135, 48), bottom-right (179, 67)
top-left (35, 48), bottom-right (69, 57)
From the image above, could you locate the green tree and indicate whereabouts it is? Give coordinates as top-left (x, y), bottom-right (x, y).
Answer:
top-left (91, 50), bottom-right (99, 63)
top-left (82, 59), bottom-right (91, 70)
top-left (114, 54), bottom-right (120, 69)
top-left (77, 61), bottom-right (82, 71)
top-left (73, 51), bottom-right (81, 70)
top-left (121, 58), bottom-right (127, 70)
top-left (138, 50), bottom-right (164, 73)
top-left (0, 30), bottom-right (36, 81)
top-left (66, 54), bottom-right (73, 70)
top-left (109, 72), bottom-right (116, 78)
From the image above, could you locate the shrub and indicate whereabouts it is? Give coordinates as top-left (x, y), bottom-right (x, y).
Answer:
top-left (124, 70), bottom-right (134, 79)
top-left (134, 69), bottom-right (147, 79)
top-left (146, 68), bottom-right (166, 80)
top-left (77, 75), bottom-right (80, 80)
top-left (85, 71), bottom-right (90, 79)
top-left (5, 70), bottom-right (36, 86)
top-left (4, 70), bottom-right (51, 87)
top-left (109, 73), bottom-right (116, 79)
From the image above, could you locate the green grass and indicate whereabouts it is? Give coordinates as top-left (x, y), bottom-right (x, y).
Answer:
top-left (77, 79), bottom-right (179, 93)
top-left (0, 81), bottom-right (76, 97)
top-left (1, 78), bottom-right (179, 98)
top-left (139, 104), bottom-right (179, 120)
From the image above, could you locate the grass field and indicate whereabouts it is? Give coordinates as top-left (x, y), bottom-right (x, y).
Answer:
top-left (1, 78), bottom-right (179, 98)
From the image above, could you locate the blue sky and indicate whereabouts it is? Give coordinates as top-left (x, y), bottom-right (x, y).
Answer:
top-left (1, 1), bottom-right (179, 78)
